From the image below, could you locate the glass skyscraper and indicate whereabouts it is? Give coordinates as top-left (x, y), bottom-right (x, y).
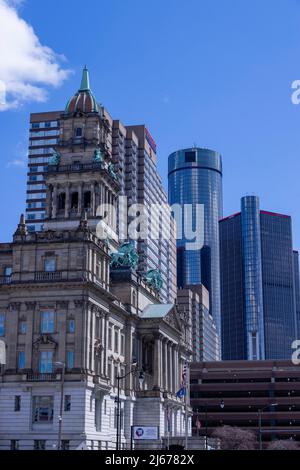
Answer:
top-left (220, 195), bottom-right (299, 360)
top-left (168, 147), bottom-right (223, 336)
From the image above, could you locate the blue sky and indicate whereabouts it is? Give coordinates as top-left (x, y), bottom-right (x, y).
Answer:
top-left (1, 0), bottom-right (300, 248)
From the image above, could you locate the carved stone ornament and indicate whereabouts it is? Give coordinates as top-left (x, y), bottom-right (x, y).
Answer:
top-left (94, 339), bottom-right (104, 356)
top-left (33, 334), bottom-right (58, 350)
top-left (25, 302), bottom-right (36, 311)
top-left (9, 302), bottom-right (21, 311)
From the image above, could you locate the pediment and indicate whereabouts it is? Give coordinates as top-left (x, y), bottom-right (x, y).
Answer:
top-left (163, 307), bottom-right (182, 332)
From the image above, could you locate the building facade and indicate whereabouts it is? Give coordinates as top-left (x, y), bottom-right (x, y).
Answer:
top-left (177, 285), bottom-right (219, 362)
top-left (191, 360), bottom-right (300, 445)
top-left (220, 195), bottom-right (299, 360)
top-left (25, 68), bottom-right (177, 304)
top-left (168, 148), bottom-right (223, 338)
top-left (0, 69), bottom-right (191, 450)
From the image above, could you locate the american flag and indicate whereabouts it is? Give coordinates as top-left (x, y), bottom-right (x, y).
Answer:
top-left (176, 363), bottom-right (188, 399)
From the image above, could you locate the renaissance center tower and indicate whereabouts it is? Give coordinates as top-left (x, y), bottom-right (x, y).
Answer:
top-left (168, 147), bottom-right (223, 337)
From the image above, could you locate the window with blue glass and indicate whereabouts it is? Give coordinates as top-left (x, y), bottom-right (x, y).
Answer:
top-left (0, 314), bottom-right (5, 336)
top-left (67, 351), bottom-right (74, 369)
top-left (39, 351), bottom-right (53, 373)
top-left (44, 258), bottom-right (56, 272)
top-left (68, 319), bottom-right (75, 334)
top-left (41, 312), bottom-right (55, 333)
top-left (4, 266), bottom-right (12, 277)
top-left (18, 351), bottom-right (25, 369)
top-left (20, 321), bottom-right (27, 335)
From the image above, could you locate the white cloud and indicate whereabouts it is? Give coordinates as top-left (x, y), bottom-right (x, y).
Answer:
top-left (6, 158), bottom-right (26, 168)
top-left (0, 0), bottom-right (71, 111)
top-left (6, 140), bottom-right (28, 168)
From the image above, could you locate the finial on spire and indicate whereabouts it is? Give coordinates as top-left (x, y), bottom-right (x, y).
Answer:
top-left (79, 66), bottom-right (90, 91)
top-left (14, 213), bottom-right (28, 238)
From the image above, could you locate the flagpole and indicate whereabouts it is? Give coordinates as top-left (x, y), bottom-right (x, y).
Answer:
top-left (185, 363), bottom-right (189, 450)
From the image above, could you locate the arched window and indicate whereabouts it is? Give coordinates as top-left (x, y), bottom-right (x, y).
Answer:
top-left (71, 192), bottom-right (78, 209)
top-left (58, 193), bottom-right (66, 210)
top-left (84, 191), bottom-right (91, 208)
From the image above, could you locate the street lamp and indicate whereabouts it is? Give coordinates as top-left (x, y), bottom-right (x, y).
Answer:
top-left (115, 364), bottom-right (144, 451)
top-left (202, 400), bottom-right (224, 450)
top-left (258, 403), bottom-right (278, 450)
top-left (53, 361), bottom-right (66, 451)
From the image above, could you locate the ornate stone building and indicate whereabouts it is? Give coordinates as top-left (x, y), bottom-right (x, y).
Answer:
top-left (0, 69), bottom-right (192, 450)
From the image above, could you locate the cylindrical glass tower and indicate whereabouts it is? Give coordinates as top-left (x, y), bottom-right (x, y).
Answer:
top-left (168, 147), bottom-right (223, 336)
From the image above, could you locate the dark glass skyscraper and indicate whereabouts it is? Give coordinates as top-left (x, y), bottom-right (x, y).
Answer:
top-left (293, 250), bottom-right (300, 338)
top-left (168, 147), bottom-right (223, 336)
top-left (220, 195), bottom-right (298, 360)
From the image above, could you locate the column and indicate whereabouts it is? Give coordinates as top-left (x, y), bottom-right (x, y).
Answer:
top-left (163, 340), bottom-right (168, 390)
top-left (90, 309), bottom-right (95, 372)
top-left (57, 303), bottom-right (67, 364)
top-left (52, 184), bottom-right (58, 218)
top-left (169, 343), bottom-right (173, 393)
top-left (46, 185), bottom-right (53, 218)
top-left (125, 324), bottom-right (134, 392)
top-left (85, 304), bottom-right (92, 371)
top-left (103, 314), bottom-right (108, 377)
top-left (78, 183), bottom-right (83, 216)
top-left (25, 304), bottom-right (35, 369)
top-left (174, 346), bottom-right (179, 393)
top-left (91, 182), bottom-right (95, 216)
top-left (153, 334), bottom-right (161, 389)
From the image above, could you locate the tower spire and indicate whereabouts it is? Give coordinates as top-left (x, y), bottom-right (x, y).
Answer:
top-left (79, 66), bottom-right (90, 91)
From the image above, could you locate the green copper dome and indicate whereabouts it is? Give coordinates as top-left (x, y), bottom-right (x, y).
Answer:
top-left (65, 67), bottom-right (101, 114)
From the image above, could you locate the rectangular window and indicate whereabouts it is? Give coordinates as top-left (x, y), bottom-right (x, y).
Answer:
top-left (108, 325), bottom-right (112, 349)
top-left (185, 151), bottom-right (196, 162)
top-left (41, 311), bottom-right (55, 333)
top-left (33, 396), bottom-right (53, 423)
top-left (68, 319), bottom-right (75, 334)
top-left (39, 351), bottom-right (53, 373)
top-left (67, 351), bottom-right (74, 369)
top-left (20, 321), bottom-right (27, 335)
top-left (0, 313), bottom-right (5, 336)
top-left (4, 266), bottom-right (12, 277)
top-left (18, 351), bottom-right (25, 370)
top-left (107, 361), bottom-right (112, 382)
top-left (114, 330), bottom-right (119, 354)
top-left (44, 258), bottom-right (56, 272)
top-left (121, 334), bottom-right (125, 356)
top-left (95, 398), bottom-right (102, 431)
top-left (10, 440), bottom-right (19, 451)
top-left (34, 440), bottom-right (46, 450)
top-left (14, 396), bottom-right (21, 412)
top-left (64, 395), bottom-right (71, 412)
